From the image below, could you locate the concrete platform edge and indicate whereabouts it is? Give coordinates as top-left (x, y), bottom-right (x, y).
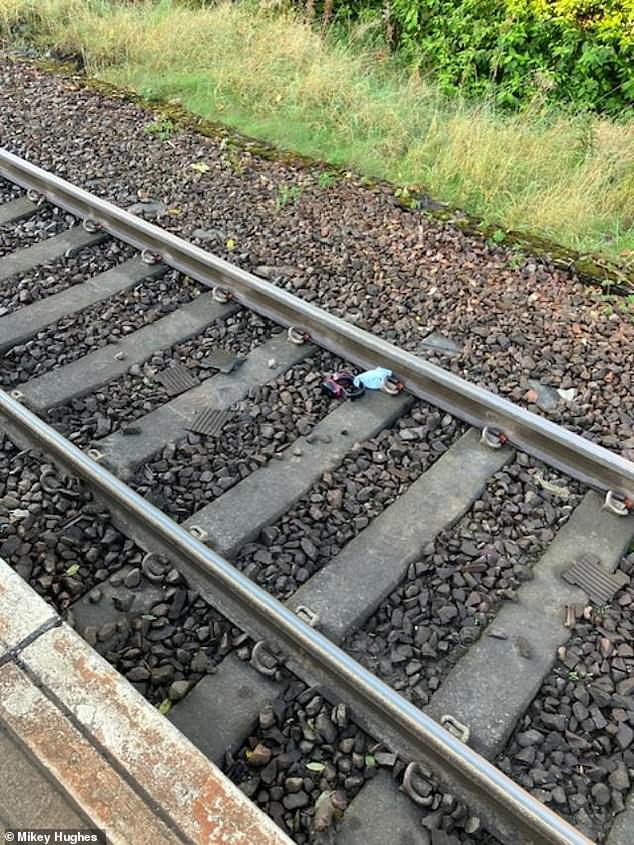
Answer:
top-left (0, 557), bottom-right (292, 845)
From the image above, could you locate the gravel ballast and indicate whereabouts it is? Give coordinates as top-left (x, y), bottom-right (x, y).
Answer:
top-left (0, 175), bottom-right (22, 203)
top-left (0, 270), bottom-right (203, 387)
top-left (0, 433), bottom-right (145, 610)
top-left (46, 309), bottom-right (276, 446)
top-left (497, 552), bottom-right (634, 843)
top-left (0, 203), bottom-right (74, 256)
top-left (234, 403), bottom-right (464, 598)
top-left (1, 237), bottom-right (135, 315)
top-left (225, 680), bottom-right (495, 844)
top-left (75, 559), bottom-right (240, 708)
top-left (131, 350), bottom-right (344, 521)
top-left (0, 431), bottom-right (243, 708)
top-left (0, 57), bottom-right (632, 458)
top-left (345, 456), bottom-right (585, 707)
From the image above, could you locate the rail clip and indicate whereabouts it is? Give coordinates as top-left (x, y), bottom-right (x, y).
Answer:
top-left (604, 490), bottom-right (632, 517)
top-left (250, 640), bottom-right (283, 677)
top-left (402, 762), bottom-right (434, 806)
top-left (295, 605), bottom-right (320, 628)
top-left (441, 713), bottom-right (471, 744)
top-left (480, 426), bottom-right (508, 450)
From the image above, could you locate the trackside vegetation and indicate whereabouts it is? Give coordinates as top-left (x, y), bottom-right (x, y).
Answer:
top-left (0, 0), bottom-right (632, 268)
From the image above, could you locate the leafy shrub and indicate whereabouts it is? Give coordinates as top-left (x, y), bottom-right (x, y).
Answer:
top-left (325, 0), bottom-right (634, 112)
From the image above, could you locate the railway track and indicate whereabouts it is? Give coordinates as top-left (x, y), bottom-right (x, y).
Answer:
top-left (0, 148), bottom-right (633, 845)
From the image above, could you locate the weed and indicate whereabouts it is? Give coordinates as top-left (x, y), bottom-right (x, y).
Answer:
top-left (487, 229), bottom-right (507, 246)
top-left (618, 295), bottom-right (634, 322)
top-left (275, 184), bottom-right (302, 210)
top-left (144, 117), bottom-right (174, 141)
top-left (566, 669), bottom-right (594, 682)
top-left (395, 186), bottom-right (418, 210)
top-left (595, 291), bottom-right (634, 321)
top-left (219, 139), bottom-right (246, 175)
top-left (508, 249), bottom-right (527, 270)
top-left (317, 170), bottom-right (338, 188)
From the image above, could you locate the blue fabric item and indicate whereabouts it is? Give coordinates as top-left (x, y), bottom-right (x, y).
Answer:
top-left (353, 367), bottom-right (392, 390)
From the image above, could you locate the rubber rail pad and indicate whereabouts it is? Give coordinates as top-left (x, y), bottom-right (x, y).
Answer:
top-left (563, 553), bottom-right (629, 605)
top-left (185, 408), bottom-right (232, 437)
top-left (155, 363), bottom-right (198, 397)
top-left (200, 348), bottom-right (242, 374)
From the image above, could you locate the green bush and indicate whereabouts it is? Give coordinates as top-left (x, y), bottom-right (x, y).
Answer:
top-left (330, 0), bottom-right (634, 112)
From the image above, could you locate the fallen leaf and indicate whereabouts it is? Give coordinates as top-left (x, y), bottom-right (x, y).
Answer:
top-left (190, 162), bottom-right (210, 174)
top-left (535, 472), bottom-right (570, 499)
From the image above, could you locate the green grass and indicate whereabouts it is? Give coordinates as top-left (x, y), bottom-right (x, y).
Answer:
top-left (1, 0), bottom-right (633, 268)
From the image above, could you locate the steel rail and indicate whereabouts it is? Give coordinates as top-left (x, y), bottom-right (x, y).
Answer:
top-left (1, 148), bottom-right (633, 502)
top-left (0, 388), bottom-right (593, 845)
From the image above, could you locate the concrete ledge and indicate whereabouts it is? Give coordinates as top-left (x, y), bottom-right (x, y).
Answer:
top-left (0, 561), bottom-right (58, 655)
top-left (427, 492), bottom-right (634, 759)
top-left (0, 558), bottom-right (291, 844)
top-left (0, 728), bottom-right (88, 833)
top-left (0, 196), bottom-right (38, 226)
top-left (184, 390), bottom-right (413, 558)
top-left (0, 225), bottom-right (104, 283)
top-left (18, 293), bottom-right (237, 411)
top-left (0, 661), bottom-right (182, 844)
top-left (97, 334), bottom-right (311, 478)
top-left (0, 256), bottom-right (165, 353)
